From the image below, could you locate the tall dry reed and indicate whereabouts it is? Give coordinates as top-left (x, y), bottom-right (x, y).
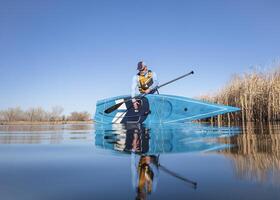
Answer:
top-left (200, 66), bottom-right (280, 123)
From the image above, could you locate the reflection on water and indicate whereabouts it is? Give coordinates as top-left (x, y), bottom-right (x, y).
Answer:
top-left (0, 122), bottom-right (280, 199)
top-left (95, 123), bottom-right (239, 199)
top-left (0, 124), bottom-right (93, 144)
top-left (95, 123), bottom-right (240, 155)
top-left (219, 123), bottom-right (280, 185)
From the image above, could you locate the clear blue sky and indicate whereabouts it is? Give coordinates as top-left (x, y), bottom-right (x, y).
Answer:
top-left (1, 0), bottom-right (280, 114)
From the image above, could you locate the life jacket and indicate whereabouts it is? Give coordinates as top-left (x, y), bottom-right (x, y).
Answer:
top-left (137, 70), bottom-right (153, 93)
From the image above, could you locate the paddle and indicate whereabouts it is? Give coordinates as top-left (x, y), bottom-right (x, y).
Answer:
top-left (104, 70), bottom-right (194, 114)
top-left (159, 164), bottom-right (197, 189)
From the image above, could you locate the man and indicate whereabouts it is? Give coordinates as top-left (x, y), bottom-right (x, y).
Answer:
top-left (128, 124), bottom-right (159, 199)
top-left (131, 61), bottom-right (159, 110)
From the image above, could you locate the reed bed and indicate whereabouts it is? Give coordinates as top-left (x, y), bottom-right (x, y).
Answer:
top-left (199, 65), bottom-right (280, 123)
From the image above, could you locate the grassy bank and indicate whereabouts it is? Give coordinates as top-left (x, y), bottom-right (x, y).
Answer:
top-left (199, 65), bottom-right (280, 124)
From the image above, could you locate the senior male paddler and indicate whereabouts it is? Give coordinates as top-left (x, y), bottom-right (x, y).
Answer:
top-left (131, 61), bottom-right (159, 110)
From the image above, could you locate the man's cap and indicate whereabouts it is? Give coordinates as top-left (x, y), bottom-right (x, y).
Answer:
top-left (137, 61), bottom-right (146, 70)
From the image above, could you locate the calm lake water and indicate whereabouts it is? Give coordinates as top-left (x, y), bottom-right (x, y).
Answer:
top-left (0, 122), bottom-right (279, 200)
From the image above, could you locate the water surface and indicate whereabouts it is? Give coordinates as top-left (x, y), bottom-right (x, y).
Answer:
top-left (0, 123), bottom-right (279, 200)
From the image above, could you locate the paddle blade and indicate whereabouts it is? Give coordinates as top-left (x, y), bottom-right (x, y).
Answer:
top-left (104, 102), bottom-right (123, 114)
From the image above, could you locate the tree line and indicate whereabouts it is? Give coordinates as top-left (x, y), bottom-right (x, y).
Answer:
top-left (0, 106), bottom-right (91, 122)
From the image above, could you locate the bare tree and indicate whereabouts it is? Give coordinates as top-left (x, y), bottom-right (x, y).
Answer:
top-left (0, 111), bottom-right (5, 121)
top-left (67, 111), bottom-right (91, 121)
top-left (26, 108), bottom-right (36, 121)
top-left (2, 107), bottom-right (24, 121)
top-left (49, 106), bottom-right (64, 121)
top-left (26, 107), bottom-right (47, 121)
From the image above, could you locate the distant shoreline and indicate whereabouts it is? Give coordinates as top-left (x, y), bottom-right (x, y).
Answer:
top-left (0, 121), bottom-right (94, 125)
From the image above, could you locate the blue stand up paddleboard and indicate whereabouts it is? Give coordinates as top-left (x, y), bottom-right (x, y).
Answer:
top-left (94, 94), bottom-right (240, 124)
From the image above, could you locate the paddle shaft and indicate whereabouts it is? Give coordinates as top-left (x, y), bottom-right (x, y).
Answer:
top-left (159, 164), bottom-right (197, 189)
top-left (104, 70), bottom-right (194, 114)
top-left (134, 70), bottom-right (194, 104)
top-left (156, 70), bottom-right (194, 90)
top-left (136, 70), bottom-right (194, 102)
